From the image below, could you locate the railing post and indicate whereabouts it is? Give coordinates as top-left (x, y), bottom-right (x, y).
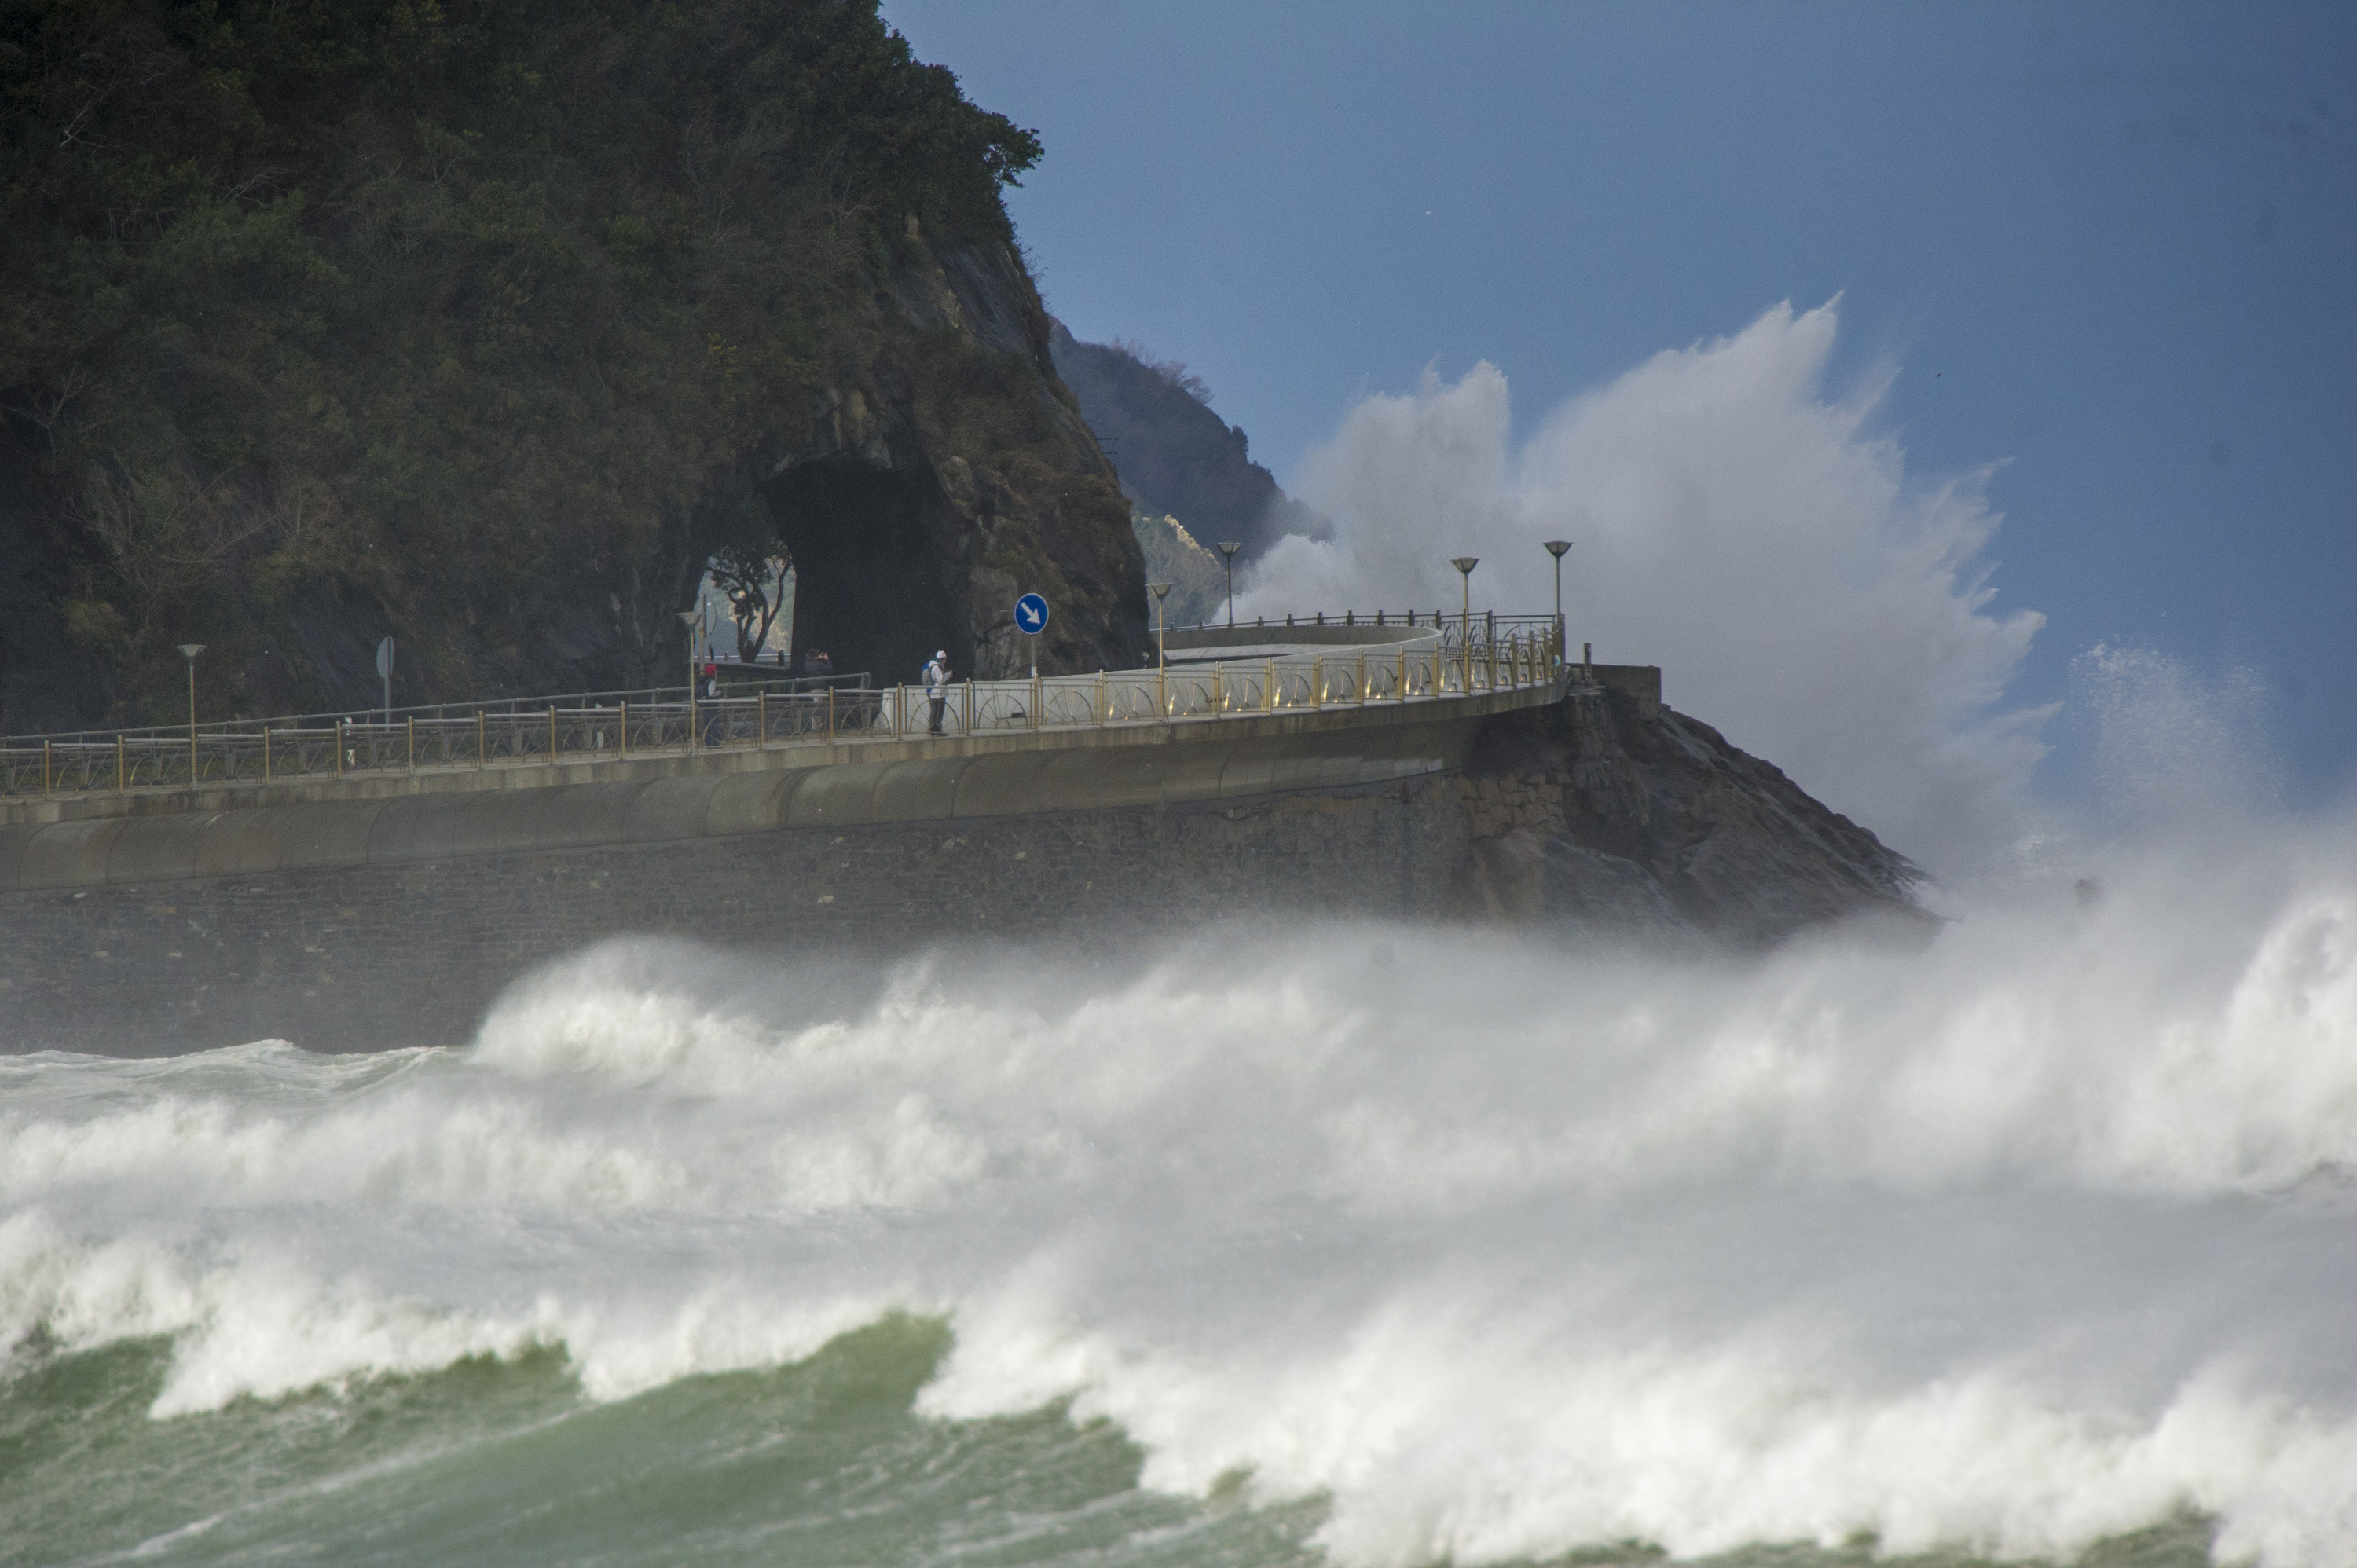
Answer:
top-left (263, 728), bottom-right (272, 784)
top-left (620, 700), bottom-right (629, 757)
top-left (757, 690), bottom-right (768, 748)
top-left (1263, 658), bottom-right (1275, 713)
top-left (335, 720), bottom-right (345, 779)
top-left (827, 687), bottom-right (835, 742)
top-left (1312, 655), bottom-right (1323, 707)
top-left (117, 735), bottom-right (126, 792)
top-left (549, 706), bottom-right (558, 761)
top-left (1030, 672), bottom-right (1040, 731)
top-left (1096, 669), bottom-right (1105, 724)
top-left (965, 679), bottom-right (974, 735)
top-left (475, 711), bottom-right (486, 768)
top-left (42, 738), bottom-right (51, 797)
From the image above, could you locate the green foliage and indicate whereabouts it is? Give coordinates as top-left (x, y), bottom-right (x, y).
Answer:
top-left (0, 0), bottom-right (1040, 721)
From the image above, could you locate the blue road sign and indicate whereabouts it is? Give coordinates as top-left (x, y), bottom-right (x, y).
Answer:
top-left (1014, 592), bottom-right (1050, 635)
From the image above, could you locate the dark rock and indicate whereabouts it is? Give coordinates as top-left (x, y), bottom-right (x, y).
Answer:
top-left (1049, 321), bottom-right (1326, 562)
top-left (1458, 686), bottom-right (1931, 946)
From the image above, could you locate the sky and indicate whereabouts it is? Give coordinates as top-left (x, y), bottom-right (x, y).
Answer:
top-left (884, 1), bottom-right (2355, 812)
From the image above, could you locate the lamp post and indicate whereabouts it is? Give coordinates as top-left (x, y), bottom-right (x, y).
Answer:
top-left (1543, 540), bottom-right (1571, 668)
top-left (1147, 582), bottom-right (1171, 670)
top-left (676, 608), bottom-right (702, 694)
top-left (1216, 541), bottom-right (1242, 628)
top-left (174, 643), bottom-right (203, 781)
top-left (676, 608), bottom-right (701, 749)
top-left (1148, 581), bottom-right (1172, 718)
top-left (1450, 557), bottom-right (1478, 691)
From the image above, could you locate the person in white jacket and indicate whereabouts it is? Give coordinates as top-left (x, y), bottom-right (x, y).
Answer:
top-left (922, 651), bottom-right (951, 735)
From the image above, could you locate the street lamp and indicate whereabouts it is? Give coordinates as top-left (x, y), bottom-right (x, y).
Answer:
top-left (1147, 582), bottom-right (1172, 670)
top-left (1216, 541), bottom-right (1242, 628)
top-left (676, 608), bottom-right (701, 695)
top-left (1543, 540), bottom-right (1571, 668)
top-left (174, 643), bottom-right (203, 779)
top-left (1148, 581), bottom-right (1172, 718)
top-left (676, 608), bottom-right (702, 749)
top-left (1451, 557), bottom-right (1478, 690)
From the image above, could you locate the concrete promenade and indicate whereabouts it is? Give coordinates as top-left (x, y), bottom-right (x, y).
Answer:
top-left (0, 679), bottom-right (1564, 896)
top-left (0, 616), bottom-right (1669, 1050)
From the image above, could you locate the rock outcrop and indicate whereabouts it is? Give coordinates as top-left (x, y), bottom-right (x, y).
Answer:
top-left (1049, 323), bottom-right (1325, 565)
top-left (751, 229), bottom-right (1149, 686)
top-left (1457, 684), bottom-right (1930, 945)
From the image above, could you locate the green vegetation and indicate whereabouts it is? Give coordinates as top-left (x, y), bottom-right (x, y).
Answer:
top-left (1, 0), bottom-right (1041, 724)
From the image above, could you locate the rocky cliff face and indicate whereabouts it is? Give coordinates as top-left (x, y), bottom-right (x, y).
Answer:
top-left (0, 0), bottom-right (1145, 733)
top-left (1049, 323), bottom-right (1325, 565)
top-left (1457, 685), bottom-right (1930, 946)
top-left (750, 229), bottom-right (1148, 686)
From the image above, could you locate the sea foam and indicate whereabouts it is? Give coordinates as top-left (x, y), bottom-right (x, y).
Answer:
top-left (5, 811), bottom-right (2355, 1564)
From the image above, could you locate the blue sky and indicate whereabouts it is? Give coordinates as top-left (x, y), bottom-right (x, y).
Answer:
top-left (885, 1), bottom-right (2354, 804)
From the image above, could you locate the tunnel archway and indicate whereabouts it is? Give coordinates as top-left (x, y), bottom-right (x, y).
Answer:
top-left (761, 459), bottom-right (962, 688)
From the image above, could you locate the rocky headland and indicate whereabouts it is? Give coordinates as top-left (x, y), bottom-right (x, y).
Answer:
top-left (1456, 682), bottom-right (1929, 945)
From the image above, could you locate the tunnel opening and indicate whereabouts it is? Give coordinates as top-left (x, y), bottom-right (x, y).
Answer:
top-left (761, 459), bottom-right (962, 688)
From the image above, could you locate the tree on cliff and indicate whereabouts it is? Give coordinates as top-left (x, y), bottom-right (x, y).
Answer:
top-left (0, 0), bottom-right (1101, 732)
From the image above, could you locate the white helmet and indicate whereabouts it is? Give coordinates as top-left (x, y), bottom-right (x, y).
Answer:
top-left (935, 650), bottom-right (948, 661)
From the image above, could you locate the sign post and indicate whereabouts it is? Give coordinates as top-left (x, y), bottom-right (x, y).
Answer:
top-left (1014, 592), bottom-right (1049, 679)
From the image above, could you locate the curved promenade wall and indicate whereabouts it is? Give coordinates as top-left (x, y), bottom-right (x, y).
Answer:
top-left (0, 688), bottom-right (1572, 1054)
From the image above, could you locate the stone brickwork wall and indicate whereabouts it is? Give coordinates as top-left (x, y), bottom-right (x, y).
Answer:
top-left (0, 777), bottom-right (1471, 1055)
top-left (1454, 771), bottom-right (1568, 839)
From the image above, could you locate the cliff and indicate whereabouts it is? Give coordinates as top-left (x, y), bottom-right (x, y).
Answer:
top-left (0, 0), bottom-right (1146, 735)
top-left (1049, 323), bottom-right (1325, 566)
top-left (1458, 684), bottom-right (1930, 946)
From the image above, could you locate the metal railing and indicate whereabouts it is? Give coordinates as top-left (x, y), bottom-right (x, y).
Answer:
top-left (1170, 607), bottom-right (1543, 639)
top-left (1, 617), bottom-right (1568, 803)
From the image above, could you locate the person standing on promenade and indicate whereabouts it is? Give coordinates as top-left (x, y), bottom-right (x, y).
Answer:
top-left (923, 650), bottom-right (951, 735)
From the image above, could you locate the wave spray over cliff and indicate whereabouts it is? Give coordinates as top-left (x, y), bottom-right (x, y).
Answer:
top-left (6, 806), bottom-right (2356, 1565)
top-left (1243, 300), bottom-right (2046, 875)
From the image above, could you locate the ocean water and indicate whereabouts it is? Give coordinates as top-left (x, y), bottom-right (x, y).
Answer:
top-left (5, 819), bottom-right (2355, 1567)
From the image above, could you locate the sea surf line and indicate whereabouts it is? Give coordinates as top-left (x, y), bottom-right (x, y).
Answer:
top-left (3, 812), bottom-right (2355, 1567)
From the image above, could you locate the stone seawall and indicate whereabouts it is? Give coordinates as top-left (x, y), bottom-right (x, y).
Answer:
top-left (0, 683), bottom-right (1553, 1055)
top-left (0, 675), bottom-right (1936, 1058)
top-left (0, 775), bottom-right (1468, 1055)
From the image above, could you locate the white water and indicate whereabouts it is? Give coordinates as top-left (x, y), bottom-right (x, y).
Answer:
top-left (6, 811), bottom-right (2355, 1566)
top-left (1240, 300), bottom-right (2049, 875)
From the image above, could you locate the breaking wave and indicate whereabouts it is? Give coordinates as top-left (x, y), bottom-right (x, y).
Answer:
top-left (5, 809), bottom-right (2356, 1566)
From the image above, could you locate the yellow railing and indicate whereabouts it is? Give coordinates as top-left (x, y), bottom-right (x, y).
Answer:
top-left (1, 617), bottom-right (1569, 803)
